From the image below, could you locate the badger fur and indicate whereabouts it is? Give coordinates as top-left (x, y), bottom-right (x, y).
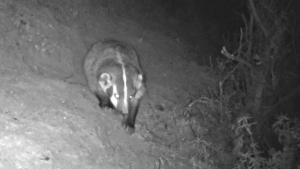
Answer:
top-left (83, 39), bottom-right (146, 132)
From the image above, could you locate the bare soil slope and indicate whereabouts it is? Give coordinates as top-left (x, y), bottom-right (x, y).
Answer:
top-left (0, 0), bottom-right (217, 168)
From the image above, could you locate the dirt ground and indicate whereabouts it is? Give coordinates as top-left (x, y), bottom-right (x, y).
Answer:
top-left (0, 0), bottom-right (219, 169)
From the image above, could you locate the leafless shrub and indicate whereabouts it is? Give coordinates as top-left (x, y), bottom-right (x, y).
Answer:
top-left (213, 0), bottom-right (298, 168)
top-left (233, 115), bottom-right (300, 169)
top-left (218, 0), bottom-right (292, 117)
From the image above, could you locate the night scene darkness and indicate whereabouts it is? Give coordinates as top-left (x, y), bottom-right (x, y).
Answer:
top-left (0, 0), bottom-right (298, 168)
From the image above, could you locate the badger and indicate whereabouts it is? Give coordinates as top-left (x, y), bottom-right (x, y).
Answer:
top-left (83, 39), bottom-right (146, 132)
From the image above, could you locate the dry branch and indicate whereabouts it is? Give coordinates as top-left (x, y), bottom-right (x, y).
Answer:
top-left (221, 46), bottom-right (253, 69)
top-left (248, 0), bottom-right (269, 37)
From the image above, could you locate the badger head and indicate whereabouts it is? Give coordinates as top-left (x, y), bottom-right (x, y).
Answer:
top-left (97, 64), bottom-right (145, 129)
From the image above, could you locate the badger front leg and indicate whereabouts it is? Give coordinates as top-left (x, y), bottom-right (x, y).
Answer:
top-left (122, 98), bottom-right (140, 134)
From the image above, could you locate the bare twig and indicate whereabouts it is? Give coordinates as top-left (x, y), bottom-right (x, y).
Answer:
top-left (237, 28), bottom-right (244, 58)
top-left (253, 75), bottom-right (265, 113)
top-left (248, 0), bottom-right (269, 37)
top-left (221, 46), bottom-right (253, 69)
top-left (183, 96), bottom-right (210, 117)
top-left (218, 63), bottom-right (241, 113)
top-left (220, 63), bottom-right (241, 86)
top-left (246, 15), bottom-right (254, 59)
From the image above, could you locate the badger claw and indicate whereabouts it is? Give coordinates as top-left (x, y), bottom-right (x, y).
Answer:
top-left (122, 120), bottom-right (135, 135)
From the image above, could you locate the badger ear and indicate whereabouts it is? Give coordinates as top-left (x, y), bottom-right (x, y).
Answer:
top-left (98, 72), bottom-right (113, 92)
top-left (138, 74), bottom-right (143, 81)
top-left (134, 74), bottom-right (143, 89)
top-left (134, 74), bottom-right (145, 99)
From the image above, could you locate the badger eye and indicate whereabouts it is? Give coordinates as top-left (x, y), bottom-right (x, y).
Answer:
top-left (114, 93), bottom-right (120, 99)
top-left (129, 95), bottom-right (134, 100)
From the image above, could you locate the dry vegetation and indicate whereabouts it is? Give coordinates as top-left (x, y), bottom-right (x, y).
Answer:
top-left (172, 0), bottom-right (299, 168)
top-left (211, 0), bottom-right (299, 168)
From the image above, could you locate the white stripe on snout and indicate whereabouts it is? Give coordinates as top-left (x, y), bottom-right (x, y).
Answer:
top-left (121, 64), bottom-right (128, 114)
top-left (110, 84), bottom-right (119, 107)
top-left (117, 53), bottom-right (128, 114)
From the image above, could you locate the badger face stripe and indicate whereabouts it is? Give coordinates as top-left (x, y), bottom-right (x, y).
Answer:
top-left (122, 65), bottom-right (128, 114)
top-left (116, 52), bottom-right (129, 114)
